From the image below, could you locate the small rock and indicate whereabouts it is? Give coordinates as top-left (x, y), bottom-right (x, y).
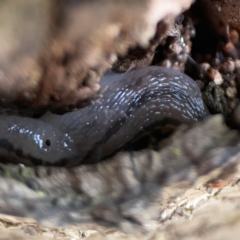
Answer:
top-left (209, 68), bottom-right (223, 85)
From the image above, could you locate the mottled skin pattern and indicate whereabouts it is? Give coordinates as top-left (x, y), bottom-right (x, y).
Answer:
top-left (0, 66), bottom-right (208, 166)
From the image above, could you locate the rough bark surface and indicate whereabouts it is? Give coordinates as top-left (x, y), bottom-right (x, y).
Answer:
top-left (0, 116), bottom-right (240, 239)
top-left (0, 0), bottom-right (192, 108)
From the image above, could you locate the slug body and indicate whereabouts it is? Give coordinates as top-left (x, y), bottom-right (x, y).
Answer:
top-left (0, 66), bottom-right (208, 166)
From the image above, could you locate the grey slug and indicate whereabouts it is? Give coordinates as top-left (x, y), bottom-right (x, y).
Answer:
top-left (0, 66), bottom-right (209, 167)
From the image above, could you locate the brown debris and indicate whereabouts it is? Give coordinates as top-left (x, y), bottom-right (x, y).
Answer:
top-left (112, 19), bottom-right (173, 72)
top-left (212, 0), bottom-right (240, 31)
top-left (0, 0), bottom-right (193, 108)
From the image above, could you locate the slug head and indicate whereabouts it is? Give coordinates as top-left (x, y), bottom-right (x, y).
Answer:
top-left (0, 116), bottom-right (78, 166)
